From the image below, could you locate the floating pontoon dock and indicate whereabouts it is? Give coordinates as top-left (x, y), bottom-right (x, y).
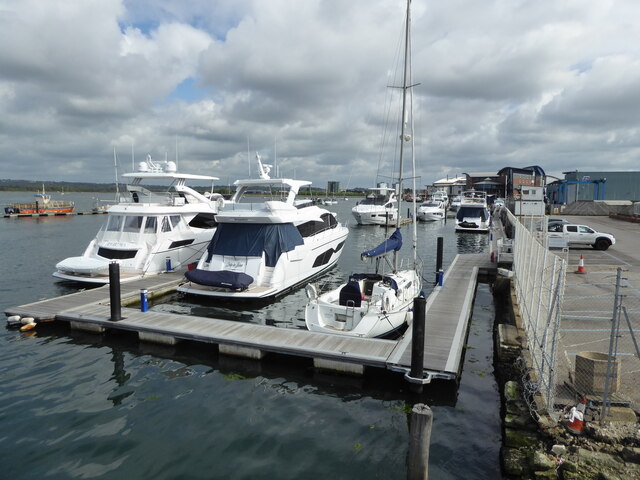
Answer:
top-left (5, 254), bottom-right (493, 381)
top-left (3, 211), bottom-right (107, 218)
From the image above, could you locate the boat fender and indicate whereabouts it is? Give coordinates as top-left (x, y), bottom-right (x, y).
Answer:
top-left (20, 322), bottom-right (37, 332)
top-left (305, 283), bottom-right (318, 300)
top-left (20, 317), bottom-right (35, 325)
top-left (6, 315), bottom-right (21, 328)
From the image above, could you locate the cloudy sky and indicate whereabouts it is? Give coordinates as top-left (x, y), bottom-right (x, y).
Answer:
top-left (1, 0), bottom-right (639, 189)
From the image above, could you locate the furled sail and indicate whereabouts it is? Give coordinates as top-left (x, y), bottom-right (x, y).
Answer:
top-left (361, 229), bottom-right (402, 259)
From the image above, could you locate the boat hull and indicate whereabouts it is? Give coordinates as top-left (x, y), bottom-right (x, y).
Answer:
top-left (305, 269), bottom-right (421, 338)
top-left (417, 210), bottom-right (445, 222)
top-left (179, 229), bottom-right (348, 300)
top-left (352, 208), bottom-right (398, 226)
top-left (4, 205), bottom-right (74, 215)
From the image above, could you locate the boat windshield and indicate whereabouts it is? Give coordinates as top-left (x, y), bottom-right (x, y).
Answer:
top-left (360, 196), bottom-right (389, 206)
top-left (104, 214), bottom-right (183, 234)
top-left (422, 202), bottom-right (440, 207)
top-left (456, 206), bottom-right (488, 221)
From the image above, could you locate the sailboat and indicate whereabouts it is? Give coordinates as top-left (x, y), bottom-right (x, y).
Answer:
top-left (305, 0), bottom-right (422, 338)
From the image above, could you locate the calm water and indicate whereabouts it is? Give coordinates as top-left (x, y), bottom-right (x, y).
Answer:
top-left (0, 192), bottom-right (501, 479)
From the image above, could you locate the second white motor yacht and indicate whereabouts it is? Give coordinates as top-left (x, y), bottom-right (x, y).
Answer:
top-left (351, 187), bottom-right (398, 226)
top-left (178, 156), bottom-right (349, 300)
top-left (455, 190), bottom-right (490, 233)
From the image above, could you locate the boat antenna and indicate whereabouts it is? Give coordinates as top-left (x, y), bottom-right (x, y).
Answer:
top-left (247, 137), bottom-right (251, 176)
top-left (274, 136), bottom-right (278, 178)
top-left (113, 147), bottom-right (120, 201)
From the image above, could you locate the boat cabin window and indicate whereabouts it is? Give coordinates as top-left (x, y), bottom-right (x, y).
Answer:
top-left (123, 216), bottom-right (144, 233)
top-left (106, 215), bottom-right (123, 232)
top-left (144, 216), bottom-right (157, 233)
top-left (297, 213), bottom-right (338, 238)
top-left (322, 213), bottom-right (337, 229)
top-left (169, 215), bottom-right (185, 231)
top-left (360, 196), bottom-right (386, 206)
top-left (161, 216), bottom-right (172, 233)
top-left (188, 213), bottom-right (218, 229)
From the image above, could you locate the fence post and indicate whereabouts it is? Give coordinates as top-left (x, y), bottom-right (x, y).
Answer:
top-left (407, 403), bottom-right (432, 479)
top-left (601, 267), bottom-right (623, 424)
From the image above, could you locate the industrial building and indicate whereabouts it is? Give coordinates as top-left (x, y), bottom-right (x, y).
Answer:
top-left (546, 171), bottom-right (640, 204)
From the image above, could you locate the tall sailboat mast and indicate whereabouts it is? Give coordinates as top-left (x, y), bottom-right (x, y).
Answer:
top-left (393, 0), bottom-right (413, 272)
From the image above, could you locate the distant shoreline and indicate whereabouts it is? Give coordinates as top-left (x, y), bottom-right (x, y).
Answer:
top-left (0, 181), bottom-right (362, 197)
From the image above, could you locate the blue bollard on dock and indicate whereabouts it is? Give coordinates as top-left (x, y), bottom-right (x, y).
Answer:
top-left (140, 289), bottom-right (149, 312)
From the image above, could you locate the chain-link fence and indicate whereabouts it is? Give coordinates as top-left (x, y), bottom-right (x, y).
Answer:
top-left (501, 209), bottom-right (640, 422)
top-left (558, 267), bottom-right (640, 423)
top-left (502, 209), bottom-right (566, 415)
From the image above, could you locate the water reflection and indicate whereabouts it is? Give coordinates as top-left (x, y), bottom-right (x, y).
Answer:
top-left (455, 232), bottom-right (489, 253)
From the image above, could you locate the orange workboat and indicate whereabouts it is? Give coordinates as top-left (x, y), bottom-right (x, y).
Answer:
top-left (4, 185), bottom-right (75, 215)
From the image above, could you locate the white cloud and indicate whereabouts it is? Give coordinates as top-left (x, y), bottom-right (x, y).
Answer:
top-left (0, 0), bottom-right (639, 187)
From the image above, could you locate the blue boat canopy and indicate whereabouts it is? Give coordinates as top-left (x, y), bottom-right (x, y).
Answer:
top-left (206, 223), bottom-right (304, 267)
top-left (361, 229), bottom-right (402, 259)
top-left (185, 269), bottom-right (253, 290)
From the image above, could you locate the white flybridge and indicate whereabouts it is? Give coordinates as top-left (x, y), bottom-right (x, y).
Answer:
top-left (455, 190), bottom-right (491, 233)
top-left (351, 187), bottom-right (398, 225)
top-left (177, 154), bottom-right (349, 300)
top-left (53, 155), bottom-right (223, 284)
top-left (305, 0), bottom-right (422, 338)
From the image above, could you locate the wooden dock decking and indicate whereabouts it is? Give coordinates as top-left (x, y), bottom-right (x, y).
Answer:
top-left (5, 254), bottom-right (493, 381)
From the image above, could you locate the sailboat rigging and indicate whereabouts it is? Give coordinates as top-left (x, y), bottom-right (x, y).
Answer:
top-left (305, 0), bottom-right (422, 338)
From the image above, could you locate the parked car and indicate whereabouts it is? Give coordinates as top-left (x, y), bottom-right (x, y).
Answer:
top-left (535, 217), bottom-right (570, 231)
top-left (547, 217), bottom-right (569, 226)
top-left (547, 223), bottom-right (616, 250)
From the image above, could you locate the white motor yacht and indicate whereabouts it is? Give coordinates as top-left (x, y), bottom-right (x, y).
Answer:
top-left (417, 200), bottom-right (446, 221)
top-left (351, 187), bottom-right (398, 226)
top-left (455, 190), bottom-right (490, 233)
top-left (178, 156), bottom-right (349, 300)
top-left (53, 155), bottom-right (223, 284)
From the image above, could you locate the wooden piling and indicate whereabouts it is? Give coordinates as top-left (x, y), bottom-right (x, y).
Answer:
top-left (407, 403), bottom-right (433, 480)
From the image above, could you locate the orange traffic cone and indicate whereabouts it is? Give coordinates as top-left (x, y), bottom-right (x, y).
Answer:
top-left (566, 396), bottom-right (587, 434)
top-left (576, 255), bottom-right (586, 274)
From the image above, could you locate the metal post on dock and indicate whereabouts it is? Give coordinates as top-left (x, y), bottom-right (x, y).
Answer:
top-left (407, 403), bottom-right (433, 480)
top-left (109, 262), bottom-right (122, 321)
top-left (406, 294), bottom-right (427, 392)
top-left (435, 237), bottom-right (443, 285)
